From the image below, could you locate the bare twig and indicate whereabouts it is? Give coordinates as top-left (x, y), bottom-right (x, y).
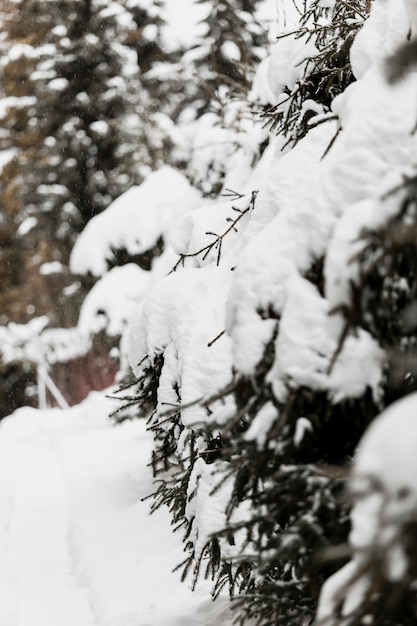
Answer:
top-left (326, 315), bottom-right (351, 376)
top-left (170, 191), bottom-right (257, 272)
top-left (321, 125), bottom-right (342, 160)
top-left (207, 329), bottom-right (226, 347)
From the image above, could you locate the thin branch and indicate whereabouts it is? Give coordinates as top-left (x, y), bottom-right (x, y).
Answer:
top-left (222, 188), bottom-right (245, 199)
top-left (170, 192), bottom-right (257, 272)
top-left (326, 317), bottom-right (351, 375)
top-left (321, 125), bottom-right (342, 160)
top-left (207, 329), bottom-right (226, 347)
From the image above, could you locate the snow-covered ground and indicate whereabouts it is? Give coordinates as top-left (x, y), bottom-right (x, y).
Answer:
top-left (0, 391), bottom-right (234, 626)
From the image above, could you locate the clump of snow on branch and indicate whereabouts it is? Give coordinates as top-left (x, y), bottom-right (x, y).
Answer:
top-left (128, 264), bottom-right (235, 429)
top-left (226, 0), bottom-right (416, 387)
top-left (77, 264), bottom-right (150, 337)
top-left (175, 101), bottom-right (269, 198)
top-left (268, 275), bottom-right (384, 404)
top-left (70, 166), bottom-right (204, 277)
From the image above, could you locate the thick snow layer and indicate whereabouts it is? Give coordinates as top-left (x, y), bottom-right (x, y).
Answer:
top-left (168, 194), bottom-right (253, 269)
top-left (324, 175), bottom-right (412, 318)
top-left (268, 275), bottom-right (384, 404)
top-left (0, 392), bottom-right (238, 626)
top-left (70, 166), bottom-right (203, 277)
top-left (267, 33), bottom-right (318, 101)
top-left (129, 265), bottom-right (234, 428)
top-left (225, 121), bottom-right (338, 375)
top-left (354, 393), bottom-right (417, 522)
top-left (226, 0), bottom-right (417, 380)
top-left (350, 0), bottom-right (417, 80)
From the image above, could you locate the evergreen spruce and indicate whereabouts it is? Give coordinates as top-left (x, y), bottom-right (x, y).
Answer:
top-left (120, 2), bottom-right (417, 626)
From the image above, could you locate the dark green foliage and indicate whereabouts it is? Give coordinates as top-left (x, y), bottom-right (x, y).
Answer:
top-left (202, 380), bottom-right (379, 623)
top-left (112, 353), bottom-right (164, 424)
top-left (0, 361), bottom-right (36, 419)
top-left (228, 473), bottom-right (350, 626)
top-left (149, 462), bottom-right (194, 528)
top-left (149, 406), bottom-right (184, 475)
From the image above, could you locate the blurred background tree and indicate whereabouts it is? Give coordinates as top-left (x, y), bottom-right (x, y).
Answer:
top-left (0, 0), bottom-right (170, 328)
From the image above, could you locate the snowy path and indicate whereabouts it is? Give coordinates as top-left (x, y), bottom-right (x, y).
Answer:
top-left (5, 423), bottom-right (96, 626)
top-left (0, 392), bottom-right (233, 626)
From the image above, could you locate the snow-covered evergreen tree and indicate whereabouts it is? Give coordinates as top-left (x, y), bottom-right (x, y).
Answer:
top-left (165, 0), bottom-right (270, 197)
top-left (116, 0), bottom-right (417, 624)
